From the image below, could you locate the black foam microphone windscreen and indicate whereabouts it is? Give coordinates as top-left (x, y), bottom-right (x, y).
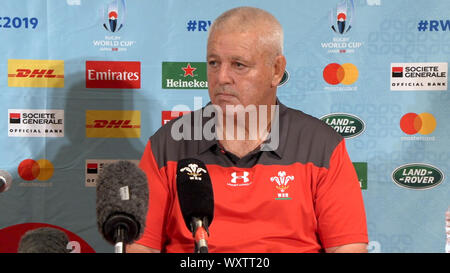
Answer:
top-left (176, 158), bottom-right (214, 232)
top-left (96, 160), bottom-right (149, 246)
top-left (17, 227), bottom-right (70, 253)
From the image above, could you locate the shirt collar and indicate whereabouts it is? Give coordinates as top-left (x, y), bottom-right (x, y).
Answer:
top-left (197, 98), bottom-right (288, 158)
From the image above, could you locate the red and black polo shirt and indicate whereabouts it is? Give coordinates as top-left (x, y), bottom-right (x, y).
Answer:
top-left (135, 100), bottom-right (368, 253)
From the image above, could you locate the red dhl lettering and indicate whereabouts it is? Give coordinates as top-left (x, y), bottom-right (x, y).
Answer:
top-left (86, 120), bottom-right (140, 128)
top-left (8, 69), bottom-right (64, 78)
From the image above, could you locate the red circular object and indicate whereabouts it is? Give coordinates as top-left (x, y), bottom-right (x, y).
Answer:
top-left (323, 63), bottom-right (344, 85)
top-left (17, 159), bottom-right (40, 181)
top-left (109, 11), bottom-right (118, 19)
top-left (337, 13), bottom-right (347, 21)
top-left (400, 113), bottom-right (421, 135)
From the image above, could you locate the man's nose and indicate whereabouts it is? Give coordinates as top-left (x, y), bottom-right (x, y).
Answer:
top-left (216, 63), bottom-right (233, 85)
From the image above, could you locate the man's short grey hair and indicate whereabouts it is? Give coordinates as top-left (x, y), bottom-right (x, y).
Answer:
top-left (208, 6), bottom-right (284, 57)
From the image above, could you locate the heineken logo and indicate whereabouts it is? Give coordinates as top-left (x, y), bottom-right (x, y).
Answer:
top-left (162, 62), bottom-right (208, 89)
top-left (320, 113), bottom-right (365, 138)
top-left (392, 163), bottom-right (444, 190)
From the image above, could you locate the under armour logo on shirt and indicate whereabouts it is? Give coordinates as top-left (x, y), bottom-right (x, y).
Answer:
top-left (227, 171), bottom-right (252, 187)
top-left (230, 171), bottom-right (250, 183)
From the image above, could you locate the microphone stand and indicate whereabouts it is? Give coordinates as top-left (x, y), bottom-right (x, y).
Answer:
top-left (191, 217), bottom-right (209, 253)
top-left (103, 214), bottom-right (139, 254)
top-left (0, 177), bottom-right (6, 192)
top-left (114, 225), bottom-right (127, 253)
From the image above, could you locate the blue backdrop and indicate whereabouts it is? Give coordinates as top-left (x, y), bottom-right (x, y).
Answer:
top-left (0, 0), bottom-right (448, 253)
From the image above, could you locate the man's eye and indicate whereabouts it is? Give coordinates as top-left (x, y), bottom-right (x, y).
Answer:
top-left (208, 61), bottom-right (217, 66)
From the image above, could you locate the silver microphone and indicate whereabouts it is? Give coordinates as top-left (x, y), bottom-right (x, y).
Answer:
top-left (0, 170), bottom-right (12, 193)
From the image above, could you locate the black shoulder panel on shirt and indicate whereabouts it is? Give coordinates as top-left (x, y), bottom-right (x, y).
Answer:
top-left (148, 103), bottom-right (343, 170)
top-left (267, 106), bottom-right (343, 169)
top-left (149, 109), bottom-right (204, 169)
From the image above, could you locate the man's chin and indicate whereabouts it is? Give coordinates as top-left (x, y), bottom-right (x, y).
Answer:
top-left (211, 102), bottom-right (260, 118)
top-left (212, 99), bottom-right (239, 111)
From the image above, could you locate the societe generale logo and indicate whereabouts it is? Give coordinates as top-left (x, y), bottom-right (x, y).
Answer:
top-left (8, 59), bottom-right (64, 88)
top-left (390, 62), bottom-right (447, 91)
top-left (85, 159), bottom-right (139, 187)
top-left (86, 61), bottom-right (140, 89)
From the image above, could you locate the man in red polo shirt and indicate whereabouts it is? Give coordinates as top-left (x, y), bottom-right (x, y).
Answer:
top-left (128, 6), bottom-right (368, 253)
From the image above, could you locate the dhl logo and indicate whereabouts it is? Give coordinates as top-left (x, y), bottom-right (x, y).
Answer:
top-left (86, 110), bottom-right (141, 138)
top-left (86, 120), bottom-right (141, 128)
top-left (8, 59), bottom-right (64, 88)
top-left (9, 69), bottom-right (64, 78)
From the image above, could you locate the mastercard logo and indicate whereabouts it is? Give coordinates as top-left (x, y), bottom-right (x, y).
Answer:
top-left (18, 159), bottom-right (54, 181)
top-left (400, 113), bottom-right (436, 135)
top-left (323, 63), bottom-right (359, 85)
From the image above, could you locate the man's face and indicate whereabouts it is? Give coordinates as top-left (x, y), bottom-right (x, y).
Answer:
top-left (207, 29), bottom-right (280, 113)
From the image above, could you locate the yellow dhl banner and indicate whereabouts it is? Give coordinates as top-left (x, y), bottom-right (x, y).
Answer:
top-left (86, 110), bottom-right (141, 138)
top-left (8, 59), bottom-right (65, 88)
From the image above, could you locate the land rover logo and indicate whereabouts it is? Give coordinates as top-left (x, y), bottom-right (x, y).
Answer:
top-left (320, 113), bottom-right (365, 138)
top-left (392, 163), bottom-right (444, 190)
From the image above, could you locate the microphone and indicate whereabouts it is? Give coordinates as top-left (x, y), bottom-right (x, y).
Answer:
top-left (176, 158), bottom-right (214, 253)
top-left (17, 227), bottom-right (70, 253)
top-left (96, 160), bottom-right (149, 253)
top-left (0, 170), bottom-right (12, 193)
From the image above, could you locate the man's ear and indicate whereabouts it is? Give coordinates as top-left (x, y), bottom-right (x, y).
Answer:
top-left (271, 55), bottom-right (287, 87)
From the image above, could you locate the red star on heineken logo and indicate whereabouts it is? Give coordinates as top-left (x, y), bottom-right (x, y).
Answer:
top-left (182, 63), bottom-right (196, 77)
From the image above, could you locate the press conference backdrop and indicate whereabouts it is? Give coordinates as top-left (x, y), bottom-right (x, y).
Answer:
top-left (0, 0), bottom-right (448, 253)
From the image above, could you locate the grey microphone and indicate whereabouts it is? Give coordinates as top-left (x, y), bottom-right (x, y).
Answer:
top-left (17, 227), bottom-right (71, 253)
top-left (0, 170), bottom-right (12, 193)
top-left (96, 160), bottom-right (149, 253)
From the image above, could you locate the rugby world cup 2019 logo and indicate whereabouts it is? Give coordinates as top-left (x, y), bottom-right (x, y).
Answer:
top-left (103, 0), bottom-right (126, 33)
top-left (330, 0), bottom-right (354, 34)
top-left (93, 0), bottom-right (135, 52)
top-left (322, 0), bottom-right (362, 54)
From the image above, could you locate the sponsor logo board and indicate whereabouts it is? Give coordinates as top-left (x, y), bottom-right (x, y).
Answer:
top-left (85, 159), bottom-right (139, 187)
top-left (86, 61), bottom-right (140, 89)
top-left (392, 163), bottom-right (444, 190)
top-left (85, 110), bottom-right (140, 138)
top-left (8, 59), bottom-right (64, 88)
top-left (320, 113), bottom-right (365, 138)
top-left (8, 109), bottom-right (64, 137)
top-left (391, 63), bottom-right (447, 91)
